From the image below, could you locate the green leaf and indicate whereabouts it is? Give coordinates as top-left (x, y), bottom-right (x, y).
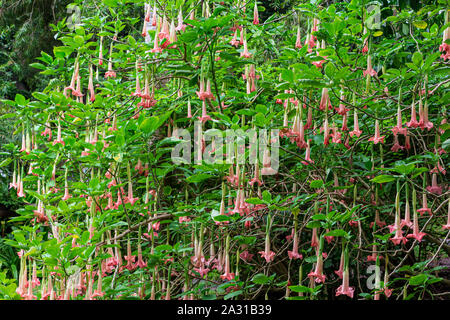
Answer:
top-left (281, 69), bottom-right (294, 83)
top-left (289, 285), bottom-right (314, 293)
top-left (310, 180), bottom-right (324, 188)
top-left (103, 0), bottom-right (119, 7)
top-left (29, 63), bottom-right (47, 70)
top-left (262, 190), bottom-right (272, 203)
top-left (15, 94), bottom-right (26, 105)
top-left (0, 158), bottom-right (12, 167)
top-left (371, 175), bottom-right (395, 183)
top-left (413, 21), bottom-right (427, 29)
top-left (186, 173), bottom-right (213, 183)
top-left (139, 116), bottom-right (159, 134)
top-left (224, 290), bottom-right (242, 300)
top-left (252, 273), bottom-right (270, 284)
top-left (324, 229), bottom-right (348, 237)
top-left (409, 274), bottom-right (427, 286)
top-left (412, 52), bottom-right (423, 67)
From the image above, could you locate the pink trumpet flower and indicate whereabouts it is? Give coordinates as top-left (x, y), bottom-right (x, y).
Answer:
top-left (301, 139), bottom-right (314, 165)
top-left (196, 77), bottom-right (207, 100)
top-left (240, 250), bottom-right (254, 262)
top-left (330, 123), bottom-right (342, 144)
top-left (391, 134), bottom-right (404, 152)
top-left (295, 26), bottom-right (302, 49)
top-left (151, 5), bottom-right (157, 26)
top-left (287, 229), bottom-right (302, 260)
top-left (336, 268), bottom-right (354, 298)
top-left (406, 99), bottom-right (419, 128)
top-left (197, 100), bottom-right (212, 123)
top-left (341, 112), bottom-right (349, 131)
top-left (151, 30), bottom-right (163, 53)
top-left (91, 273), bottom-right (105, 299)
top-left (406, 207), bottom-right (426, 242)
top-left (319, 88), bottom-right (332, 111)
top-left (105, 44), bottom-right (117, 78)
top-left (187, 99), bottom-right (192, 118)
top-left (308, 250), bottom-right (326, 283)
top-left (390, 192), bottom-right (408, 245)
top-left (442, 200), bottom-right (450, 230)
top-left (322, 117), bottom-right (330, 146)
top-left (124, 241), bottom-right (137, 272)
top-left (363, 55), bottom-right (377, 77)
top-left (335, 250), bottom-right (344, 278)
top-left (62, 180), bottom-right (72, 201)
top-left (368, 120), bottom-right (385, 144)
top-left (367, 244), bottom-right (382, 262)
top-left (259, 233), bottom-right (275, 263)
top-left (176, 9), bottom-right (187, 32)
top-left (53, 120), bottom-right (65, 146)
top-left (220, 237), bottom-right (235, 281)
top-left (418, 99), bottom-right (433, 130)
top-left (349, 108), bottom-right (362, 138)
top-left (391, 104), bottom-right (407, 136)
top-left (253, 2), bottom-right (259, 25)
top-left (249, 161), bottom-right (263, 187)
top-left (426, 173), bottom-right (442, 195)
top-left (336, 94), bottom-right (349, 116)
top-left (88, 65), bottom-right (95, 102)
top-left (439, 25), bottom-right (450, 60)
top-left (204, 79), bottom-right (215, 100)
top-left (131, 65), bottom-right (141, 97)
top-left (310, 228), bottom-right (319, 248)
top-left (98, 36), bottom-right (104, 65)
top-left (144, 4), bottom-right (151, 22)
top-left (230, 29), bottom-right (240, 47)
top-left (240, 31), bottom-right (252, 58)
top-left (134, 243), bottom-right (147, 269)
top-left (417, 193), bottom-right (432, 216)
top-left (401, 197), bottom-right (412, 228)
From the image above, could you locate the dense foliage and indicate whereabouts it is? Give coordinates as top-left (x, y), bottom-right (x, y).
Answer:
top-left (0, 0), bottom-right (449, 300)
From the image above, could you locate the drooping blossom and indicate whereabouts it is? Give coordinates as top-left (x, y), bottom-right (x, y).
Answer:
top-left (335, 257), bottom-right (354, 298)
top-left (442, 200), bottom-right (450, 230)
top-left (287, 227), bottom-right (302, 260)
top-left (240, 30), bottom-right (252, 58)
top-left (439, 24), bottom-right (450, 60)
top-left (390, 190), bottom-right (408, 245)
top-left (301, 139), bottom-right (314, 165)
top-left (417, 192), bottom-right (432, 216)
top-left (367, 244), bottom-right (382, 262)
top-left (259, 232), bottom-right (275, 263)
top-left (406, 202), bottom-right (426, 242)
top-left (220, 236), bottom-right (235, 281)
top-left (197, 100), bottom-right (212, 123)
top-left (104, 43), bottom-right (117, 78)
top-left (391, 103), bottom-right (407, 136)
top-left (252, 1), bottom-right (259, 25)
top-left (391, 134), bottom-right (404, 152)
top-left (368, 119), bottom-right (384, 144)
top-left (426, 173), bottom-right (442, 195)
top-left (295, 25), bottom-right (302, 49)
top-left (319, 88), bottom-right (332, 111)
top-left (176, 9), bottom-right (187, 32)
top-left (88, 64), bottom-right (95, 102)
top-left (406, 98), bottom-right (419, 128)
top-left (308, 248), bottom-right (326, 283)
top-left (349, 108), bottom-right (362, 138)
top-left (249, 161), bottom-right (263, 187)
top-left (418, 98), bottom-right (433, 130)
top-left (124, 240), bottom-right (137, 272)
top-left (363, 55), bottom-right (377, 77)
